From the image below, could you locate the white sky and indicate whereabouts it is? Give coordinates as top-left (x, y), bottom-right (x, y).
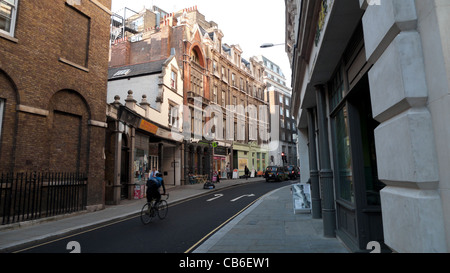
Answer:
top-left (111, 0), bottom-right (292, 87)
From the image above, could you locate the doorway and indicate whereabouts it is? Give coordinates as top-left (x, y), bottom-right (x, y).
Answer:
top-left (332, 75), bottom-right (385, 251)
top-left (120, 133), bottom-right (129, 199)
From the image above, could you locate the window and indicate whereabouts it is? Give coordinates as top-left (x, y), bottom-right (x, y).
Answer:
top-left (168, 104), bottom-right (179, 128)
top-left (0, 0), bottom-right (18, 37)
top-left (334, 106), bottom-right (354, 203)
top-left (279, 94), bottom-right (283, 103)
top-left (191, 50), bottom-right (200, 64)
top-left (232, 73), bottom-right (236, 87)
top-left (223, 118), bottom-right (226, 139)
top-left (213, 60), bottom-right (217, 73)
top-left (192, 107), bottom-right (202, 139)
top-left (191, 67), bottom-right (203, 96)
top-left (285, 97), bottom-right (289, 106)
top-left (330, 66), bottom-right (345, 110)
top-left (112, 69), bottom-right (131, 78)
top-left (213, 86), bottom-right (218, 103)
top-left (221, 90), bottom-right (226, 107)
top-left (171, 70), bottom-right (177, 89)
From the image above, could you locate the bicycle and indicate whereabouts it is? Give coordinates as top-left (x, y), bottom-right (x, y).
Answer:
top-left (140, 194), bottom-right (169, 224)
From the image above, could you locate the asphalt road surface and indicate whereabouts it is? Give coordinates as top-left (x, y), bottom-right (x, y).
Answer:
top-left (18, 180), bottom-right (292, 253)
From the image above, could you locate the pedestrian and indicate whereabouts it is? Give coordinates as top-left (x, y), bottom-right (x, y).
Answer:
top-left (244, 165), bottom-right (249, 180)
top-left (226, 164), bottom-right (230, 179)
top-left (149, 167), bottom-right (159, 179)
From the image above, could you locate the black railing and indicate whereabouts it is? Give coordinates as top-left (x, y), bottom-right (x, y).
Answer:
top-left (0, 172), bottom-right (87, 225)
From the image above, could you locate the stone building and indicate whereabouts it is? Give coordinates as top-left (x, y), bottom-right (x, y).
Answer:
top-left (255, 55), bottom-right (297, 167)
top-left (286, 0), bottom-right (450, 252)
top-left (105, 56), bottom-right (184, 204)
top-left (0, 0), bottom-right (112, 212)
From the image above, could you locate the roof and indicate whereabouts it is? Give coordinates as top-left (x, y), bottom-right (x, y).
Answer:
top-left (108, 59), bottom-right (167, 80)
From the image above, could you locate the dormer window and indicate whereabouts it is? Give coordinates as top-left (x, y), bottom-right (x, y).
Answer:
top-left (171, 70), bottom-right (177, 89)
top-left (113, 69), bottom-right (131, 77)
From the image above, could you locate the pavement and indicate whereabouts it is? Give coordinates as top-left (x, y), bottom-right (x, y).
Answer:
top-left (0, 177), bottom-right (349, 253)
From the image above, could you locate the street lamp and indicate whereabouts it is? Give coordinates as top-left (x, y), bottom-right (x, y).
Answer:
top-left (260, 43), bottom-right (285, 48)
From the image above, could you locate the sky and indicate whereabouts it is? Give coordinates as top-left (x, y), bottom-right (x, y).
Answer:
top-left (111, 0), bottom-right (292, 87)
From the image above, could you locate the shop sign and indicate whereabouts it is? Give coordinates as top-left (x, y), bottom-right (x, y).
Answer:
top-left (139, 119), bottom-right (158, 134)
top-left (155, 127), bottom-right (183, 142)
top-left (214, 146), bottom-right (227, 156)
top-left (119, 107), bottom-right (141, 128)
top-left (315, 0), bottom-right (328, 46)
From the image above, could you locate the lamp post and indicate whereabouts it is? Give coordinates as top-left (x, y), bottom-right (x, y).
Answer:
top-left (260, 43), bottom-right (285, 48)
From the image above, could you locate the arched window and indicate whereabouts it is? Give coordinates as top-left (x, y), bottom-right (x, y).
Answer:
top-left (191, 50), bottom-right (200, 64)
top-left (190, 47), bottom-right (204, 97)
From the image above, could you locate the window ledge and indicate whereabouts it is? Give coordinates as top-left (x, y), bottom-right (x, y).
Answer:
top-left (0, 32), bottom-right (18, 43)
top-left (59, 57), bottom-right (89, 72)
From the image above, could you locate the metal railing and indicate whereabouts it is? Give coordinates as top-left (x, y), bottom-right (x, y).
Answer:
top-left (0, 172), bottom-right (87, 225)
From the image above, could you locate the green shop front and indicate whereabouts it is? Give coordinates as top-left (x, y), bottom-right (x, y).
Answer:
top-left (232, 142), bottom-right (268, 177)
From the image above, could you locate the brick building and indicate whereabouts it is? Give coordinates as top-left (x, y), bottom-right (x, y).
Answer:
top-left (109, 6), bottom-right (269, 183)
top-left (0, 0), bottom-right (112, 212)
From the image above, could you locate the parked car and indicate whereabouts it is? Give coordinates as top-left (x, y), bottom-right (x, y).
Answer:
top-left (264, 166), bottom-right (288, 182)
top-left (287, 165), bottom-right (300, 180)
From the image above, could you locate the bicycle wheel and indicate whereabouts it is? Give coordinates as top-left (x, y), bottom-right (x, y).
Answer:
top-left (140, 202), bottom-right (155, 224)
top-left (157, 200), bottom-right (168, 220)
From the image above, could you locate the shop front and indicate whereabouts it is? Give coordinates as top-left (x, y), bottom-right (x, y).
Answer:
top-left (311, 23), bottom-right (385, 251)
top-left (212, 143), bottom-right (229, 179)
top-left (105, 104), bottom-right (183, 204)
top-left (232, 142), bottom-right (249, 178)
top-left (288, 1), bottom-right (386, 250)
top-left (249, 142), bottom-right (269, 177)
top-left (184, 140), bottom-right (212, 181)
top-left (327, 73), bottom-right (385, 251)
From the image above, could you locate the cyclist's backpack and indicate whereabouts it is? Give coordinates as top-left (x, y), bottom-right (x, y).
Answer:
top-left (147, 177), bottom-right (161, 188)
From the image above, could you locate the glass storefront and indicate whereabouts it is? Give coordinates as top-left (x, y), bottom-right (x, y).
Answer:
top-left (334, 106), bottom-right (354, 204)
top-left (213, 156), bottom-right (226, 178)
top-left (134, 133), bottom-right (149, 184)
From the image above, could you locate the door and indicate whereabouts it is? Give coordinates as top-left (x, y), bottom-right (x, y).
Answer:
top-left (332, 75), bottom-right (385, 251)
top-left (120, 133), bottom-right (129, 199)
top-left (347, 80), bottom-right (385, 250)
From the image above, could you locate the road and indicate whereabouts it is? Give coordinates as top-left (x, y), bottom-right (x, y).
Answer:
top-left (17, 180), bottom-right (292, 253)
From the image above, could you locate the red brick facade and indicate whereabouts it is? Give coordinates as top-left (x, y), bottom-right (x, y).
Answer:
top-left (0, 0), bottom-right (112, 208)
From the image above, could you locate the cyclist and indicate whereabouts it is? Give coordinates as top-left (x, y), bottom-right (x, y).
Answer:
top-left (146, 172), bottom-right (166, 204)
